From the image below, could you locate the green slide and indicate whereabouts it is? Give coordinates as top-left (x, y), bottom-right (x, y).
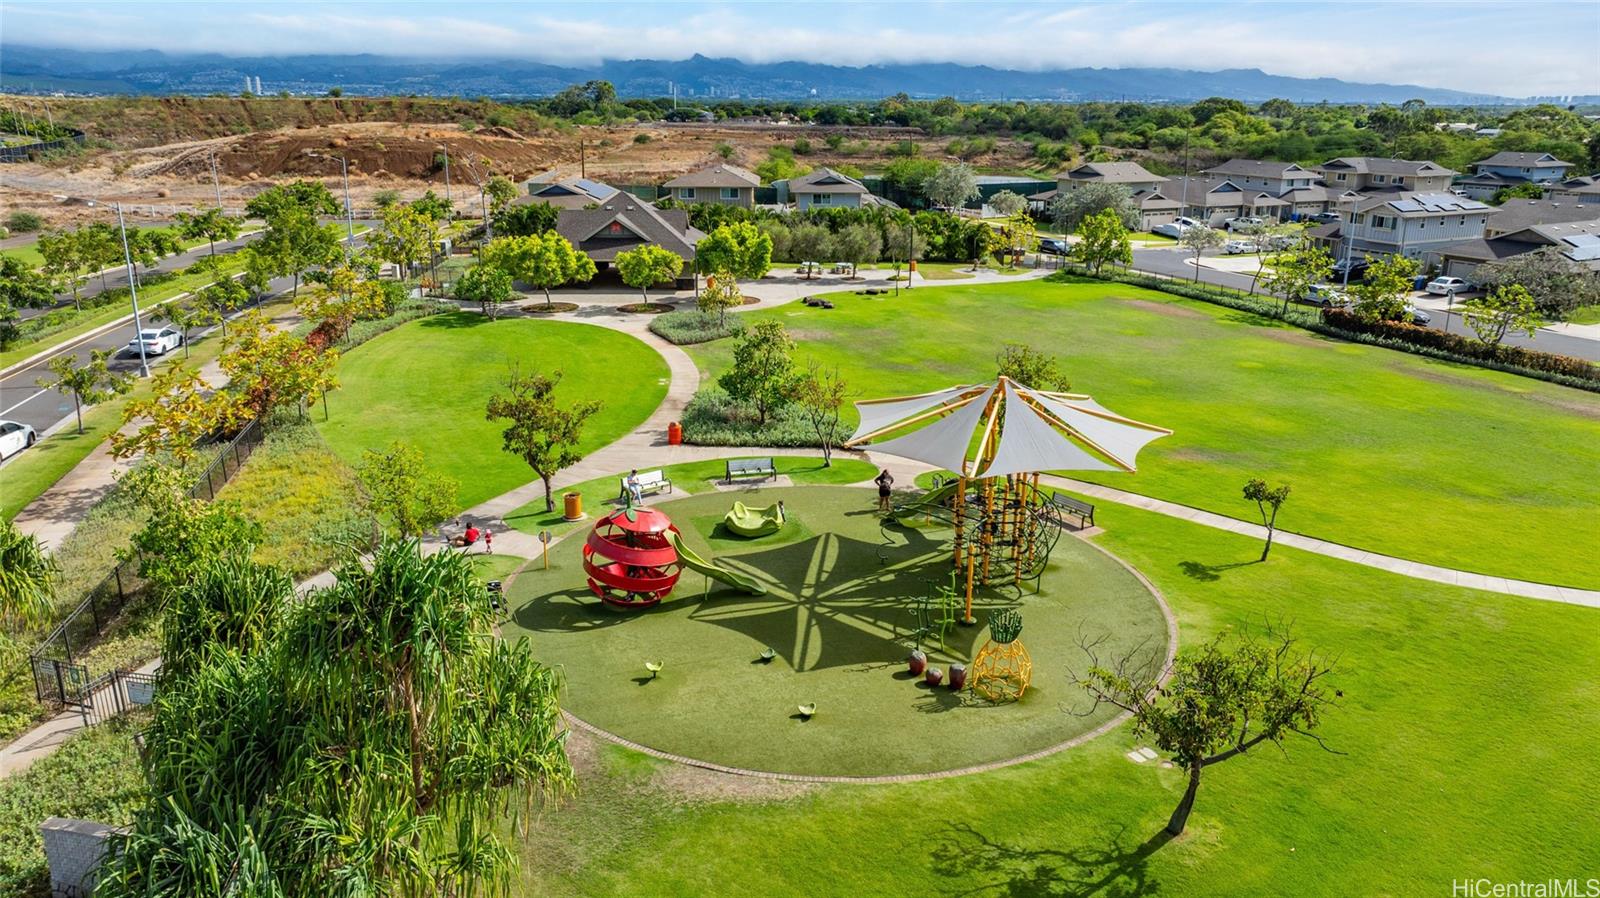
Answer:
top-left (723, 500), bottom-right (787, 537)
top-left (891, 481), bottom-right (960, 520)
top-left (666, 530), bottom-right (769, 595)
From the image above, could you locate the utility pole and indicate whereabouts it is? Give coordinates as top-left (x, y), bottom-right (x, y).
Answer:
top-left (443, 149), bottom-right (452, 206)
top-left (1179, 127), bottom-right (1193, 222)
top-left (113, 203), bottom-right (151, 378)
top-left (210, 150), bottom-right (223, 209)
top-left (580, 140), bottom-right (586, 179)
top-left (339, 155), bottom-right (355, 261)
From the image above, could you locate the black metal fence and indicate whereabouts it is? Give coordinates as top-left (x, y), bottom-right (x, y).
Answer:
top-left (0, 128), bottom-right (87, 162)
top-left (27, 419), bottom-right (265, 707)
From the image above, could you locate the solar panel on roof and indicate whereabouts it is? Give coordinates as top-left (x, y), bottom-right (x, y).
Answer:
top-left (575, 179), bottom-right (617, 199)
top-left (1564, 234), bottom-right (1600, 261)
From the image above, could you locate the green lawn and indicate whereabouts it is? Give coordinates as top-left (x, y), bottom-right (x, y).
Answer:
top-left (1567, 304), bottom-right (1600, 326)
top-left (1128, 230), bottom-right (1177, 241)
top-left (685, 278), bottom-right (1600, 588)
top-left (1, 224), bottom-right (264, 271)
top-left (504, 455), bottom-right (877, 540)
top-left (510, 502), bottom-right (1600, 896)
top-left (317, 314), bottom-right (670, 510)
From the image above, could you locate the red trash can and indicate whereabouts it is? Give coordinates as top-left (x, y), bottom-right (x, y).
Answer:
top-left (667, 421), bottom-right (683, 445)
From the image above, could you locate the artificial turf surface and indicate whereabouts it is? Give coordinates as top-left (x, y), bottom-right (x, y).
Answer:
top-left (316, 313), bottom-right (669, 509)
top-left (505, 486), bottom-right (1170, 776)
top-left (685, 277), bottom-right (1600, 588)
top-left (510, 500), bottom-right (1600, 897)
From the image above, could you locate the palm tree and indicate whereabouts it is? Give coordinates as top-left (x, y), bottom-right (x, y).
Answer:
top-left (0, 520), bottom-right (57, 632)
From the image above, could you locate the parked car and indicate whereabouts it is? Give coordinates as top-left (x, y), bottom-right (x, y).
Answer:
top-left (1151, 216), bottom-right (1202, 238)
top-left (1223, 239), bottom-right (1258, 255)
top-left (1330, 258), bottom-right (1368, 282)
top-left (1308, 211), bottom-right (1341, 224)
top-left (126, 326), bottom-right (184, 357)
top-left (1300, 284), bottom-right (1349, 308)
top-left (0, 419), bottom-right (37, 461)
top-left (1038, 237), bottom-right (1069, 256)
top-left (1404, 303), bottom-right (1433, 326)
top-left (1224, 216), bottom-right (1264, 232)
top-left (1265, 233), bottom-right (1298, 251)
top-left (1425, 276), bottom-right (1472, 297)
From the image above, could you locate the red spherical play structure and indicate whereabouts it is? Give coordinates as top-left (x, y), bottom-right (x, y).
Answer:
top-left (582, 506), bottom-right (684, 609)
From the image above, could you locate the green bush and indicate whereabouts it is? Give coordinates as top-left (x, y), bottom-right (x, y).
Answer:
top-left (680, 386), bottom-right (846, 447)
top-left (648, 310), bottom-right (746, 345)
top-left (633, 133), bottom-right (652, 144)
top-left (0, 715), bottom-right (148, 894)
top-left (4, 211), bottom-right (44, 233)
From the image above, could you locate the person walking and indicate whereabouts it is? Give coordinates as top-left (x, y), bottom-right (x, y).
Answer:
top-left (874, 468), bottom-right (895, 514)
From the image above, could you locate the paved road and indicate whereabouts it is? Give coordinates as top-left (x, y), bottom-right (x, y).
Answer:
top-left (1129, 246), bottom-right (1600, 363)
top-left (0, 230), bottom-right (370, 438)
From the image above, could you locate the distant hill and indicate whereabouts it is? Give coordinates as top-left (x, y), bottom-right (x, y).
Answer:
top-left (1, 46), bottom-right (1582, 105)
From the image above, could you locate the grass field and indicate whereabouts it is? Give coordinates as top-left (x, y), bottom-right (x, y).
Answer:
top-left (509, 501), bottom-right (1600, 897)
top-left (317, 313), bottom-right (670, 510)
top-left (507, 486), bottom-right (1169, 776)
top-left (686, 278), bottom-right (1600, 588)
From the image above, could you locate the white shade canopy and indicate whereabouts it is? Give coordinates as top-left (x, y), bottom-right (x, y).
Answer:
top-left (845, 377), bottom-right (1171, 477)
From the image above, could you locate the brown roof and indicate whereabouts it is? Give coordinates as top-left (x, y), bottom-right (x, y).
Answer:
top-left (1058, 161), bottom-right (1167, 184)
top-left (1202, 158), bottom-right (1312, 179)
top-left (1433, 237), bottom-right (1537, 263)
top-left (554, 200), bottom-right (705, 263)
top-left (663, 164), bottom-right (761, 189)
top-left (1315, 157), bottom-right (1458, 178)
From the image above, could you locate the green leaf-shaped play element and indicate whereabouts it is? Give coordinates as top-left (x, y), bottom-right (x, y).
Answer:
top-left (644, 660), bottom-right (663, 678)
top-left (759, 647), bottom-right (776, 662)
top-left (988, 609), bottom-right (1023, 644)
top-left (797, 703), bottom-right (817, 718)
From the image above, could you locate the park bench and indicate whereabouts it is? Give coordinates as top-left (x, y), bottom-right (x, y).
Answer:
top-left (726, 457), bottom-right (778, 483)
top-left (619, 469), bottom-right (673, 501)
top-left (1047, 493), bottom-right (1096, 529)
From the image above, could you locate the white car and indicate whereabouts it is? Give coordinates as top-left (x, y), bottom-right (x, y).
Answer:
top-left (1425, 276), bottom-right (1472, 297)
top-left (1300, 284), bottom-right (1349, 308)
top-left (1152, 216), bottom-right (1202, 238)
top-left (1224, 216), bottom-right (1265, 232)
top-left (126, 326), bottom-right (183, 356)
top-left (1223, 239), bottom-right (1259, 254)
top-left (0, 420), bottom-right (37, 461)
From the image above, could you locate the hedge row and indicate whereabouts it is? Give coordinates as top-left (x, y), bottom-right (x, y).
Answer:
top-left (680, 387), bottom-right (843, 448)
top-left (1047, 267), bottom-right (1600, 393)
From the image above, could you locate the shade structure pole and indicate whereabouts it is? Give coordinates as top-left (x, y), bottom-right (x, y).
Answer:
top-left (981, 479), bottom-right (995, 585)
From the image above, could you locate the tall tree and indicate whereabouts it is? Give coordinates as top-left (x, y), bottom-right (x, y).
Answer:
top-left (484, 175), bottom-right (519, 214)
top-left (0, 519), bottom-right (58, 632)
top-left (493, 201), bottom-right (559, 238)
top-left (1048, 183), bottom-right (1139, 232)
top-left (694, 221), bottom-right (774, 281)
top-left (615, 244), bottom-right (684, 304)
top-left (697, 271), bottom-right (743, 326)
top-left (174, 207), bottom-right (241, 258)
top-left (356, 440), bottom-right (460, 538)
top-left (111, 362), bottom-right (250, 463)
top-left (719, 319), bottom-right (797, 426)
top-left (788, 360), bottom-right (848, 466)
top-left (1180, 226), bottom-right (1226, 282)
top-left (924, 162), bottom-right (981, 210)
top-left (1072, 627), bottom-right (1340, 836)
top-left (370, 204), bottom-right (440, 281)
top-left (221, 310), bottom-right (340, 419)
top-left (833, 222), bottom-right (882, 277)
top-left (454, 262), bottom-right (516, 319)
top-left (1473, 246), bottom-right (1600, 318)
top-left (485, 369), bottom-right (603, 513)
top-left (996, 342), bottom-right (1072, 390)
top-left (482, 232), bottom-right (596, 307)
top-left (37, 348), bottom-right (133, 434)
top-left (1242, 478), bottom-right (1291, 561)
top-left (36, 228), bottom-right (89, 309)
top-left (0, 254), bottom-right (58, 309)
top-left (1260, 238), bottom-right (1334, 316)
top-left (1348, 254), bottom-right (1420, 323)
top-left (1461, 284), bottom-right (1543, 347)
top-left (987, 189), bottom-right (1028, 217)
top-left (1072, 208), bottom-right (1133, 275)
top-left (244, 180), bottom-right (340, 220)
top-left (256, 206), bottom-right (341, 296)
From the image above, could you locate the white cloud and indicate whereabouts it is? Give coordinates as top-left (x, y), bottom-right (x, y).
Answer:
top-left (1, 1), bottom-right (1594, 95)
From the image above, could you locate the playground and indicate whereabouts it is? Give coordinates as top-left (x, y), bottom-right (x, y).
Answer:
top-left (504, 485), bottom-right (1172, 777)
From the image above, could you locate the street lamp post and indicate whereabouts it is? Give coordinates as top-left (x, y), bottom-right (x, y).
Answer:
top-left (108, 202), bottom-right (151, 378)
top-left (210, 150), bottom-right (223, 209)
top-left (443, 149), bottom-right (451, 206)
top-left (339, 155), bottom-right (355, 260)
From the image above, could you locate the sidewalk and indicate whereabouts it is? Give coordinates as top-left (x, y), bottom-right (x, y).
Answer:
top-left (0, 659), bottom-right (160, 778)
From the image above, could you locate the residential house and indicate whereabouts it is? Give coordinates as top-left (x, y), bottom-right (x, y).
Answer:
top-left (1312, 157), bottom-right (1457, 194)
top-left (1547, 176), bottom-right (1600, 205)
top-left (1199, 159), bottom-right (1352, 217)
top-left (786, 167), bottom-right (891, 210)
top-left (1433, 218), bottom-right (1600, 280)
top-left (1027, 161), bottom-right (1175, 229)
top-left (1155, 175), bottom-right (1292, 227)
top-left (516, 171), bottom-right (623, 210)
top-left (1329, 193), bottom-right (1495, 262)
top-left (1454, 151), bottom-right (1575, 200)
top-left (553, 199), bottom-right (705, 288)
top-left (661, 163), bottom-right (761, 208)
top-left (1481, 199), bottom-right (1600, 238)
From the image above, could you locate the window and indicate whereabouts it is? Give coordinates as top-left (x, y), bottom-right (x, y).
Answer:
top-left (813, 193), bottom-right (832, 206)
top-left (1393, 178), bottom-right (1404, 187)
top-left (1336, 173), bottom-right (1347, 182)
top-left (1374, 175), bottom-right (1388, 184)
top-left (677, 187), bottom-right (695, 200)
top-left (721, 187), bottom-right (739, 200)
top-left (1351, 213), bottom-right (1366, 224)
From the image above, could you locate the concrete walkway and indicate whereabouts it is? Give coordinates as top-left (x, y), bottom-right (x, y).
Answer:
top-left (0, 659), bottom-right (160, 778)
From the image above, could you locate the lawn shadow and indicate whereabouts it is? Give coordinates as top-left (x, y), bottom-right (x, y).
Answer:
top-left (511, 589), bottom-right (638, 633)
top-left (1178, 559), bottom-right (1260, 582)
top-left (417, 311), bottom-right (492, 329)
top-left (1219, 309), bottom-right (1292, 329)
top-left (930, 821), bottom-right (1172, 897)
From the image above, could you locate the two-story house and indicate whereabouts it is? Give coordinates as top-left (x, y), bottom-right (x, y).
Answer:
top-left (785, 167), bottom-right (891, 210)
top-left (1433, 218), bottom-right (1600, 280)
top-left (1546, 175), bottom-right (1600, 205)
top-left (1156, 176), bottom-right (1290, 227)
top-left (661, 163), bottom-right (761, 207)
top-left (1479, 198), bottom-right (1600, 238)
top-left (1337, 193), bottom-right (1494, 262)
top-left (1312, 157), bottom-right (1457, 194)
top-left (1454, 152), bottom-right (1575, 200)
top-left (1024, 161), bottom-right (1178, 229)
top-left (1199, 159), bottom-right (1351, 217)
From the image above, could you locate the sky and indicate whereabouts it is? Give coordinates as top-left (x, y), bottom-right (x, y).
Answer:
top-left (3, 0), bottom-right (1597, 97)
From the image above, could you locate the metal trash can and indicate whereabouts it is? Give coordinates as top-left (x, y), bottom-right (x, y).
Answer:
top-left (562, 491), bottom-right (583, 521)
top-left (668, 421), bottom-right (683, 445)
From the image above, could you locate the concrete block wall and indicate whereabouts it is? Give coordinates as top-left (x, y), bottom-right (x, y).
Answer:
top-left (41, 817), bottom-right (126, 897)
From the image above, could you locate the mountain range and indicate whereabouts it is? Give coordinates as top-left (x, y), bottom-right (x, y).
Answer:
top-left (0, 46), bottom-right (1574, 105)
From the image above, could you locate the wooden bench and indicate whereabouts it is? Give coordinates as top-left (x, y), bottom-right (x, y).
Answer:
top-left (1048, 493), bottom-right (1096, 529)
top-left (726, 458), bottom-right (777, 483)
top-left (619, 469), bottom-right (673, 501)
